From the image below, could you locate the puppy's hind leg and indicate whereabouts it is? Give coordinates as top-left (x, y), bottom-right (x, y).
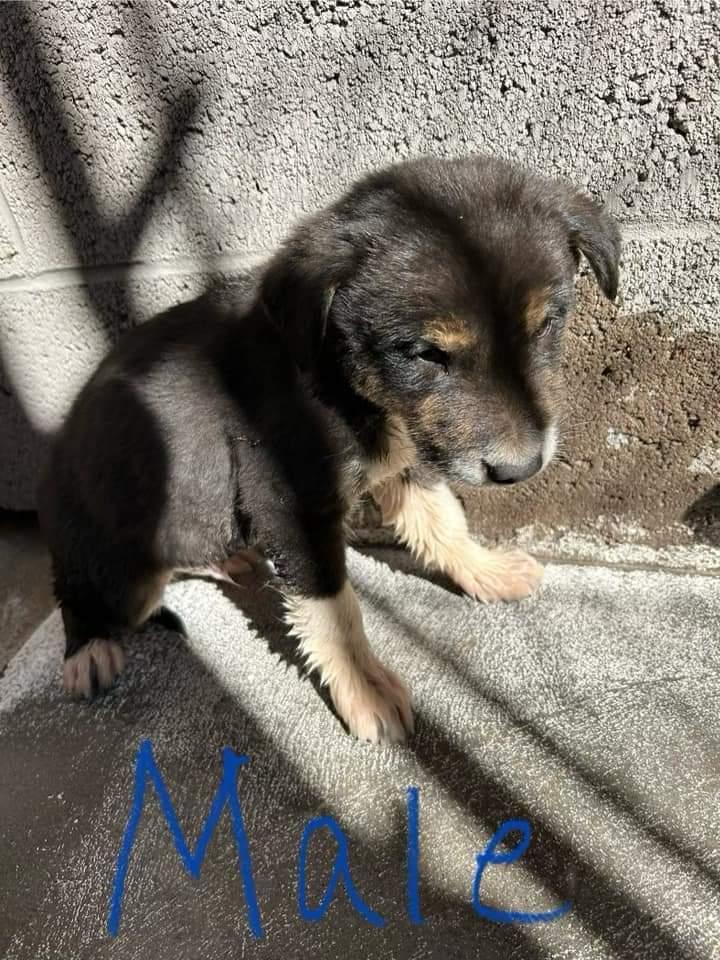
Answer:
top-left (61, 606), bottom-right (126, 700)
top-left (60, 569), bottom-right (170, 699)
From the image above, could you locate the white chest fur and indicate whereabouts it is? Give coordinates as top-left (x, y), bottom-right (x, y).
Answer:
top-left (362, 414), bottom-right (418, 491)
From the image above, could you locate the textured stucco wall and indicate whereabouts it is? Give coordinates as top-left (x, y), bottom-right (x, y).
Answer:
top-left (0, 1), bottom-right (718, 551)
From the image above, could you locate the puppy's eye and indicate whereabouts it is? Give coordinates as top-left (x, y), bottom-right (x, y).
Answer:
top-left (536, 314), bottom-right (555, 339)
top-left (415, 344), bottom-right (449, 370)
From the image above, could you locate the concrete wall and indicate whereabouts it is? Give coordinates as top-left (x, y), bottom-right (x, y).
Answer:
top-left (0, 1), bottom-right (718, 553)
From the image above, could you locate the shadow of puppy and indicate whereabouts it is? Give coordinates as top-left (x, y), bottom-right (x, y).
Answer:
top-left (683, 484), bottom-right (720, 547)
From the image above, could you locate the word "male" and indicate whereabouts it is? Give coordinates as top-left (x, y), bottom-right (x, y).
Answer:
top-left (108, 740), bottom-right (572, 937)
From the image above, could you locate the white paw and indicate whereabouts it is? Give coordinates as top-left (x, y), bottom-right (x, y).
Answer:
top-left (63, 640), bottom-right (125, 699)
top-left (330, 655), bottom-right (414, 745)
top-left (449, 544), bottom-right (544, 603)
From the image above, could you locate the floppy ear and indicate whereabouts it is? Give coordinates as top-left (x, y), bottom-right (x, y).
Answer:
top-left (563, 191), bottom-right (621, 301)
top-left (259, 224), bottom-right (359, 369)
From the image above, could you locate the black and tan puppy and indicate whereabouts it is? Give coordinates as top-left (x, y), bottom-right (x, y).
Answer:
top-left (40, 155), bottom-right (620, 744)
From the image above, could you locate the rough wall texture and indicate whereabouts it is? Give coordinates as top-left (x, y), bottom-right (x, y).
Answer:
top-left (0, 1), bottom-right (718, 553)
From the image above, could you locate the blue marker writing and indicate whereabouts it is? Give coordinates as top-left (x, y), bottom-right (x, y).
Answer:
top-left (471, 818), bottom-right (572, 924)
top-left (107, 739), bottom-right (263, 938)
top-left (297, 814), bottom-right (385, 926)
top-left (107, 741), bottom-right (572, 938)
top-left (406, 786), bottom-right (424, 924)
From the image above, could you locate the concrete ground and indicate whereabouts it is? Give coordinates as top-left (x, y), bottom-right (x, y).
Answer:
top-left (1, 522), bottom-right (719, 960)
top-left (0, 512), bottom-right (55, 673)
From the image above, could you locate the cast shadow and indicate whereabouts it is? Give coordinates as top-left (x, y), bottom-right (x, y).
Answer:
top-left (0, 3), bottom-right (202, 335)
top-left (0, 3), bottom-right (208, 513)
top-left (683, 484), bottom-right (720, 547)
top-left (353, 554), bottom-right (716, 960)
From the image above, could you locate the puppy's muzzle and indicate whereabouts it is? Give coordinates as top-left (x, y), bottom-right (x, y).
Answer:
top-left (485, 421), bottom-right (558, 485)
top-left (485, 451), bottom-right (543, 485)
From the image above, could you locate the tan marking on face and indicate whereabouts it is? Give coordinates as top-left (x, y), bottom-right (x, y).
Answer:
top-left (425, 315), bottom-right (476, 350)
top-left (524, 288), bottom-right (551, 334)
top-left (353, 367), bottom-right (385, 406)
top-left (418, 393), bottom-right (475, 444)
top-left (536, 365), bottom-right (565, 409)
top-left (417, 393), bottom-right (442, 429)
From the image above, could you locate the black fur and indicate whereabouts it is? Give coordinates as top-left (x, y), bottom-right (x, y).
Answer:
top-left (40, 154), bottom-right (620, 685)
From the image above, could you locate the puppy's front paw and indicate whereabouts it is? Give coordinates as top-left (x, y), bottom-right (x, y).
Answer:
top-left (330, 654), bottom-right (414, 745)
top-left (448, 543), bottom-right (544, 603)
top-left (63, 639), bottom-right (125, 699)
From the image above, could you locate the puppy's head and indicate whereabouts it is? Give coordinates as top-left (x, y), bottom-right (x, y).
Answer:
top-left (261, 155), bottom-right (620, 486)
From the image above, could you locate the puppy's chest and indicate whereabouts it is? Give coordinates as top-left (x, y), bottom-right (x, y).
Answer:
top-left (353, 415), bottom-right (419, 500)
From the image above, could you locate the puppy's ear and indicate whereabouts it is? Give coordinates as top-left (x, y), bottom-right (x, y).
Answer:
top-left (260, 227), bottom-right (358, 368)
top-left (562, 191), bottom-right (621, 301)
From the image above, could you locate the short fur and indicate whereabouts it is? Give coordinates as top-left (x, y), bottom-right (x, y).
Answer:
top-left (40, 155), bottom-right (620, 743)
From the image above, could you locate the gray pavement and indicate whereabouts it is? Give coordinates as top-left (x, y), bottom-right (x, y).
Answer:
top-left (1, 546), bottom-right (719, 960)
top-left (0, 512), bottom-right (54, 673)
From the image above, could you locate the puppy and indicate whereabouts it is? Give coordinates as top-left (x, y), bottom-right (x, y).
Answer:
top-left (39, 155), bottom-right (620, 744)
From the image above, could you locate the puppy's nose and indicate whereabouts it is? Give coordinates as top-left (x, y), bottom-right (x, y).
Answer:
top-left (486, 451), bottom-right (543, 485)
